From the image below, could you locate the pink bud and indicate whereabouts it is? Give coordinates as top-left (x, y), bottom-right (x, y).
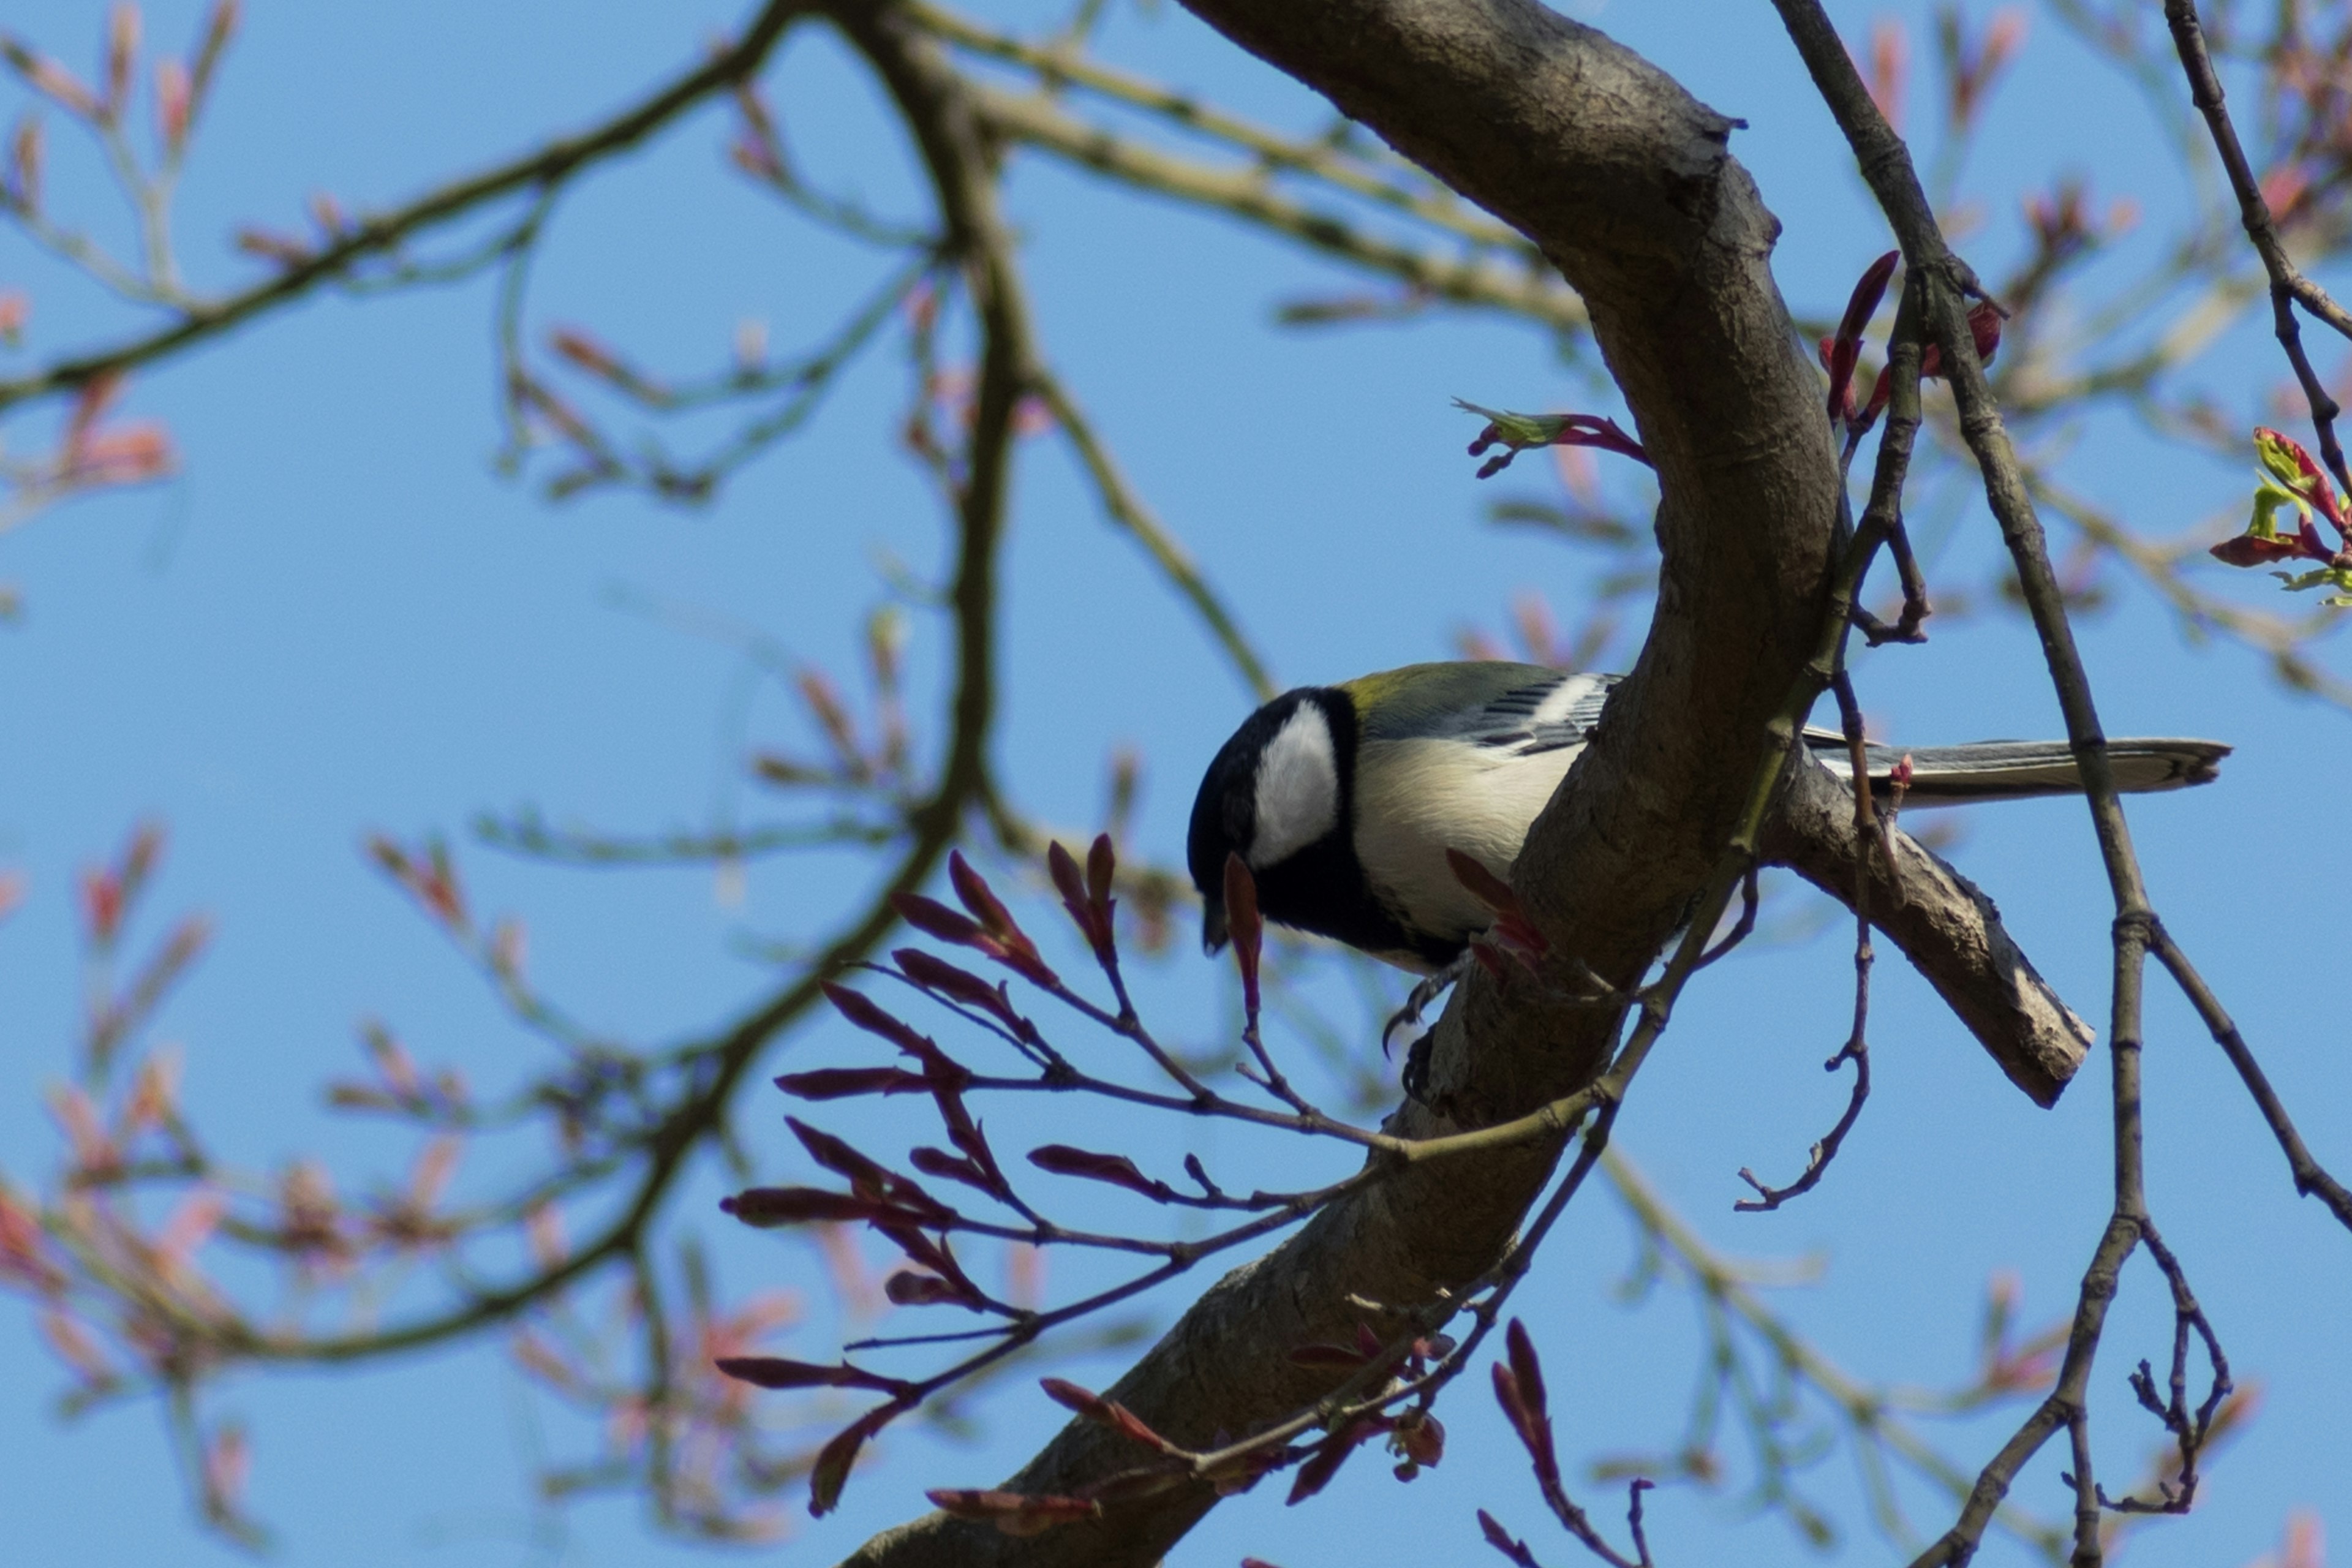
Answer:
top-left (153, 56), bottom-right (187, 153)
top-left (104, 6), bottom-right (140, 123)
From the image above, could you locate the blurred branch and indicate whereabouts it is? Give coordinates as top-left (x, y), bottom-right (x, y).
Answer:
top-left (1030, 369), bottom-right (1276, 701)
top-left (965, 83), bottom-right (1585, 331)
top-left (0, 0), bottom-right (820, 413)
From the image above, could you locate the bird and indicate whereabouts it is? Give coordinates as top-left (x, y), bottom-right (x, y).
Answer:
top-left (1186, 660), bottom-right (2230, 975)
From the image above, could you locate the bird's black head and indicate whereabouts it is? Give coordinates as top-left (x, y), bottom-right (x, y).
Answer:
top-left (1188, 685), bottom-right (1389, 957)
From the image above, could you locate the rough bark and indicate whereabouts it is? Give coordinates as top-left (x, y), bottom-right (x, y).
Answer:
top-left (842, 2), bottom-right (2070, 1562)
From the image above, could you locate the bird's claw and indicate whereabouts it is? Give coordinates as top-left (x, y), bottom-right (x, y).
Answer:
top-left (1382, 949), bottom-right (1476, 1057)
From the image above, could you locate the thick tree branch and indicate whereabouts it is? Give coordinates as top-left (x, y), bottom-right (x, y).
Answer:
top-left (843, 0), bottom-right (1850, 1561)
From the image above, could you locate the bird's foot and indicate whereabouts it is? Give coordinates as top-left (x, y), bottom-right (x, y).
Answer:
top-left (1382, 949), bottom-right (1475, 1058)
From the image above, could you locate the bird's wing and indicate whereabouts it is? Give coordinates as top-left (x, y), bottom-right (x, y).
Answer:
top-left (1340, 663), bottom-right (1623, 753)
top-left (1458, 670), bottom-right (1621, 756)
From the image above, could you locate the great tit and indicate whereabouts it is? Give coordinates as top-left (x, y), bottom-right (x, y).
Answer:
top-left (1186, 660), bottom-right (2229, 970)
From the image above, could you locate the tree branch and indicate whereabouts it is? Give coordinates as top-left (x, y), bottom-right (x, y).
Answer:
top-left (843, 0), bottom-right (1847, 1559)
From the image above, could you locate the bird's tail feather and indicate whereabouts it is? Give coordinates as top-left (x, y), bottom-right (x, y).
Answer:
top-left (1810, 736), bottom-right (2230, 804)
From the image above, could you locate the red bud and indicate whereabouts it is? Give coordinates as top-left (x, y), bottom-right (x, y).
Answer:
top-left (1041, 1376), bottom-right (1109, 1417)
top-left (722, 1186), bottom-right (926, 1228)
top-left (774, 1066), bottom-right (931, 1099)
top-left (907, 1144), bottom-right (993, 1193)
top-left (895, 948), bottom-right (1031, 1035)
top-left (1085, 832), bottom-right (1116, 910)
top-left (884, 1269), bottom-right (974, 1307)
top-left (716, 1356), bottom-right (910, 1394)
top-left (821, 983), bottom-right (968, 1085)
top-left (1027, 1144), bottom-right (1172, 1202)
top-left (809, 1404), bottom-right (897, 1516)
top-left (949, 850), bottom-right (1015, 934)
top-left (893, 891), bottom-right (986, 947)
top-left (1493, 1319), bottom-right (1559, 1486)
top-left (1286, 1417), bottom-right (1378, 1505)
top-left (1826, 251), bottom-right (1899, 420)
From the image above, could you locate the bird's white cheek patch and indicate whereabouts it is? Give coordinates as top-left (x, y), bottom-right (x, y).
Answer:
top-left (1251, 706), bottom-right (1339, 869)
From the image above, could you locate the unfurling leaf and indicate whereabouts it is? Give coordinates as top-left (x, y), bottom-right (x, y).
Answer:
top-left (1456, 399), bottom-right (1650, 478)
top-left (893, 885), bottom-right (1058, 986)
top-left (1918, 299), bottom-right (2006, 379)
top-left (1390, 1409), bottom-right (1445, 1472)
top-left (2211, 427), bottom-right (2352, 597)
top-left (1447, 850), bottom-right (1549, 967)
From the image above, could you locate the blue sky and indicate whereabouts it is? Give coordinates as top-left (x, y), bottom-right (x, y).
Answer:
top-left (0, 2), bottom-right (2345, 1566)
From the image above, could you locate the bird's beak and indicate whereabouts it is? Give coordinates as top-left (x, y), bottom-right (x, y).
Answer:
top-left (1200, 900), bottom-right (1229, 955)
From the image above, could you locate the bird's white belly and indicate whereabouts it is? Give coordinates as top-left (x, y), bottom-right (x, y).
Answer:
top-left (1352, 737), bottom-right (1580, 946)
